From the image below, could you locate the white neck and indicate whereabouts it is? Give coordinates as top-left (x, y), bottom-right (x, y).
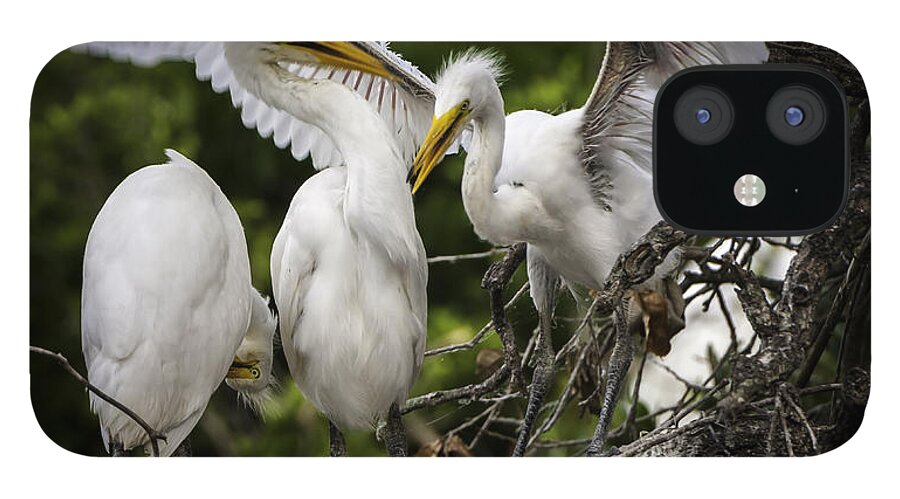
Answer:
top-left (461, 92), bottom-right (509, 244)
top-left (247, 288), bottom-right (275, 339)
top-left (224, 44), bottom-right (418, 263)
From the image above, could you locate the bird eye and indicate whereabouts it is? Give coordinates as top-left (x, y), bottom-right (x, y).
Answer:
top-left (460, 100), bottom-right (471, 111)
top-left (250, 368), bottom-right (260, 379)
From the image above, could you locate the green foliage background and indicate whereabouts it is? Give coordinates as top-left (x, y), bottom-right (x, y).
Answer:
top-left (30, 42), bottom-right (608, 456)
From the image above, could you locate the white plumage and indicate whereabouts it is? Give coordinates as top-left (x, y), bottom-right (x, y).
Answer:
top-left (218, 44), bottom-right (431, 434)
top-left (418, 43), bottom-right (770, 291)
top-left (77, 41), bottom-right (434, 455)
top-left (74, 42), bottom-right (441, 170)
top-left (81, 149), bottom-right (276, 456)
top-left (219, 43), bottom-right (427, 439)
top-left (271, 166), bottom-right (426, 430)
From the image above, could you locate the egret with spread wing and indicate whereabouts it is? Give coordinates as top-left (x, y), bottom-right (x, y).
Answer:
top-left (226, 43), bottom-right (430, 456)
top-left (81, 149), bottom-right (276, 456)
top-left (408, 43), bottom-right (769, 456)
top-left (232, 43), bottom-right (429, 456)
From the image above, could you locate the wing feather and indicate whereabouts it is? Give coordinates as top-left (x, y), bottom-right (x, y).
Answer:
top-left (73, 41), bottom-right (440, 170)
top-left (580, 42), bottom-right (769, 209)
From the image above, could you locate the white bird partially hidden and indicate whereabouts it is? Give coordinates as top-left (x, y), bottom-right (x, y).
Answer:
top-left (408, 43), bottom-right (770, 455)
top-left (81, 149), bottom-right (276, 456)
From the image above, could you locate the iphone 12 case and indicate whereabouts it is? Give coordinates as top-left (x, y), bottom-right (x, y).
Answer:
top-left (30, 42), bottom-right (869, 457)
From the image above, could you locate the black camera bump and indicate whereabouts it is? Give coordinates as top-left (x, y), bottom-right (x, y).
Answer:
top-left (654, 66), bottom-right (848, 235)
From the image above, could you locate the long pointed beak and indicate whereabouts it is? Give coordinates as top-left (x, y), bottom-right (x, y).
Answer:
top-left (409, 103), bottom-right (471, 194)
top-left (278, 42), bottom-right (396, 81)
top-left (226, 357), bottom-right (261, 380)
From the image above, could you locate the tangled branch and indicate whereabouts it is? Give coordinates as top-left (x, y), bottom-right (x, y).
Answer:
top-left (408, 44), bottom-right (870, 456)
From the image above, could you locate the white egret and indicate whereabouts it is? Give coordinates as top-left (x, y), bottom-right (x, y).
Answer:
top-left (77, 42), bottom-right (441, 455)
top-left (228, 44), bottom-right (430, 456)
top-left (81, 149), bottom-right (277, 456)
top-left (408, 43), bottom-right (769, 455)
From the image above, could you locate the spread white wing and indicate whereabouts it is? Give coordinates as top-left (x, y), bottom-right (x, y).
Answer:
top-left (74, 42), bottom-right (444, 170)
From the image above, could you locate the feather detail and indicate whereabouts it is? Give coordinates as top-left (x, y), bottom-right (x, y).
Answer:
top-left (74, 42), bottom-right (449, 171)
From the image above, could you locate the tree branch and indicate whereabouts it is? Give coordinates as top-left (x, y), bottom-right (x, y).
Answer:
top-left (30, 346), bottom-right (167, 456)
top-left (481, 242), bottom-right (527, 391)
top-left (592, 222), bottom-right (689, 316)
top-left (401, 363), bottom-right (512, 414)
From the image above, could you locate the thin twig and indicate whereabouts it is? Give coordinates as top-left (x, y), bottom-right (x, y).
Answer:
top-left (531, 437), bottom-right (593, 449)
top-left (617, 415), bottom-right (718, 457)
top-left (780, 385), bottom-right (820, 454)
top-left (402, 364), bottom-right (510, 414)
top-left (481, 243), bottom-right (527, 390)
top-left (652, 360), bottom-right (708, 392)
top-left (774, 393), bottom-right (795, 457)
top-left (30, 346), bottom-right (167, 456)
top-left (424, 283), bottom-right (530, 357)
top-left (649, 379), bottom-right (729, 436)
top-left (427, 248), bottom-right (507, 264)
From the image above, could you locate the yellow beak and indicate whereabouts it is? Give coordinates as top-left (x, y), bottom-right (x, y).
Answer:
top-left (226, 357), bottom-right (261, 380)
top-left (278, 42), bottom-right (396, 81)
top-left (409, 103), bottom-right (472, 194)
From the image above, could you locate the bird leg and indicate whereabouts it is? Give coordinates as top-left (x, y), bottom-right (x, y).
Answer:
top-left (171, 436), bottom-right (192, 457)
top-left (585, 297), bottom-right (634, 457)
top-left (512, 308), bottom-right (555, 457)
top-left (328, 420), bottom-right (347, 457)
top-left (382, 403), bottom-right (408, 457)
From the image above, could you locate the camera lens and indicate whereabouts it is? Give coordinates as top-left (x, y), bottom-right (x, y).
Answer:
top-left (785, 106), bottom-right (805, 127)
top-left (674, 86), bottom-right (734, 145)
top-left (767, 86), bottom-right (826, 145)
top-left (696, 108), bottom-right (711, 125)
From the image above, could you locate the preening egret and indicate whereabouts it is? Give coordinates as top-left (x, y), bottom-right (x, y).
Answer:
top-left (81, 149), bottom-right (276, 456)
top-left (78, 42), bottom-right (442, 455)
top-left (408, 43), bottom-right (769, 455)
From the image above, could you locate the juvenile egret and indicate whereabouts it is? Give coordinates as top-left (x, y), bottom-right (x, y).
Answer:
top-left (81, 149), bottom-right (277, 456)
top-left (408, 43), bottom-right (769, 455)
top-left (77, 42), bottom-right (437, 456)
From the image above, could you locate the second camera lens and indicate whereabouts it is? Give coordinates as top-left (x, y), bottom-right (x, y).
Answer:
top-left (767, 86), bottom-right (826, 145)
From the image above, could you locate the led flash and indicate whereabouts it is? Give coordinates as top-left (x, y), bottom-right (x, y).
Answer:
top-left (734, 174), bottom-right (766, 207)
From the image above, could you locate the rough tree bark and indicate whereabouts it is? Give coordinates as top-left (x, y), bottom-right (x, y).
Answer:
top-left (613, 43), bottom-right (871, 457)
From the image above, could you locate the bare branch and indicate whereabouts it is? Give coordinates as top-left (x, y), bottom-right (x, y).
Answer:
top-left (424, 282), bottom-right (530, 357)
top-left (481, 242), bottom-right (527, 391)
top-left (591, 222), bottom-right (689, 316)
top-left (30, 346), bottom-right (167, 456)
top-left (427, 248), bottom-right (507, 264)
top-left (401, 364), bottom-right (511, 414)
